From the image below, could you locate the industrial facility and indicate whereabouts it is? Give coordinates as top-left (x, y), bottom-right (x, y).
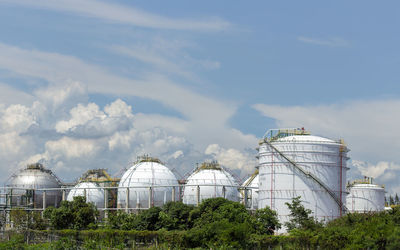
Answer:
top-left (0, 128), bottom-right (391, 234)
top-left (241, 168), bottom-right (259, 210)
top-left (117, 155), bottom-right (179, 209)
top-left (258, 128), bottom-right (349, 232)
top-left (6, 163), bottom-right (62, 208)
top-left (346, 177), bottom-right (385, 213)
top-left (182, 161), bottom-right (239, 205)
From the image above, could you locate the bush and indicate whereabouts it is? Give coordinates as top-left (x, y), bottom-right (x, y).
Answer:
top-left (43, 196), bottom-right (99, 230)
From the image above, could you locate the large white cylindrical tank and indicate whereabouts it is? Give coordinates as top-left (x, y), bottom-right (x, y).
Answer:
top-left (258, 129), bottom-right (348, 232)
top-left (67, 182), bottom-right (105, 208)
top-left (117, 157), bottom-right (178, 209)
top-left (183, 162), bottom-right (239, 205)
top-left (241, 170), bottom-right (259, 210)
top-left (346, 180), bottom-right (385, 213)
top-left (7, 163), bottom-right (62, 208)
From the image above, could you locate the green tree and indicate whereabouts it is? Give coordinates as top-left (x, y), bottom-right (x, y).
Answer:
top-left (186, 198), bottom-right (258, 248)
top-left (285, 196), bottom-right (321, 232)
top-left (43, 196), bottom-right (99, 230)
top-left (10, 209), bottom-right (46, 230)
top-left (135, 206), bottom-right (162, 231)
top-left (254, 206), bottom-right (281, 235)
top-left (395, 193), bottom-right (399, 205)
top-left (158, 201), bottom-right (194, 230)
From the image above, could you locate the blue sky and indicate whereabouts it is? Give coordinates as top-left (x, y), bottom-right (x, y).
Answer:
top-left (0, 0), bottom-right (399, 194)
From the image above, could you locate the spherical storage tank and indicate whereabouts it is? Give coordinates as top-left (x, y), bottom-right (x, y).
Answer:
top-left (258, 129), bottom-right (349, 232)
top-left (67, 182), bottom-right (105, 208)
top-left (183, 161), bottom-right (239, 205)
top-left (241, 169), bottom-right (259, 210)
top-left (346, 177), bottom-right (385, 213)
top-left (7, 163), bottom-right (62, 208)
top-left (117, 156), bottom-right (178, 209)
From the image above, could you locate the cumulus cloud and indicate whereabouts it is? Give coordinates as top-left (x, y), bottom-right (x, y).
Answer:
top-left (205, 143), bottom-right (257, 174)
top-left (0, 82), bottom-right (216, 182)
top-left (0, 104), bottom-right (36, 133)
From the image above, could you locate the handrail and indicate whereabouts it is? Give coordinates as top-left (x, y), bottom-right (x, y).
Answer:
top-left (262, 139), bottom-right (347, 213)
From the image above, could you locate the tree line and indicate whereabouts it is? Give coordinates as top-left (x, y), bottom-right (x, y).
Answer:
top-left (4, 196), bottom-right (400, 249)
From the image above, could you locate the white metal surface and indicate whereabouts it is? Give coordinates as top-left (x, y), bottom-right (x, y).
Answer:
top-left (346, 184), bottom-right (385, 213)
top-left (7, 163), bottom-right (62, 208)
top-left (117, 161), bottom-right (178, 208)
top-left (67, 182), bottom-right (105, 208)
top-left (183, 167), bottom-right (239, 205)
top-left (242, 173), bottom-right (259, 209)
top-left (258, 132), bottom-right (348, 232)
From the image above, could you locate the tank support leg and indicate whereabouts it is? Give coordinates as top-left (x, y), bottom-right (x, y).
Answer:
top-left (196, 186), bottom-right (200, 206)
top-left (125, 188), bottom-right (129, 213)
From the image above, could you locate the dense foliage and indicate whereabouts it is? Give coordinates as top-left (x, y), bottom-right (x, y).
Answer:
top-left (5, 197), bottom-right (400, 249)
top-left (43, 196), bottom-right (99, 230)
top-left (106, 198), bottom-right (280, 248)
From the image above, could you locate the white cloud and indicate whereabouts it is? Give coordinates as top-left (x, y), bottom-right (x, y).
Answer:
top-left (297, 36), bottom-right (349, 47)
top-left (0, 104), bottom-right (36, 133)
top-left (35, 81), bottom-right (87, 110)
top-left (0, 43), bottom-right (258, 152)
top-left (351, 160), bottom-right (400, 179)
top-left (0, 83), bottom-right (34, 106)
top-left (205, 144), bottom-right (257, 173)
top-left (1, 0), bottom-right (231, 31)
top-left (45, 137), bottom-right (101, 159)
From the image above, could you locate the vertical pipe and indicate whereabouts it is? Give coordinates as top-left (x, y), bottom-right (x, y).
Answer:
top-left (62, 189), bottom-right (66, 201)
top-left (125, 188), bottom-right (129, 213)
top-left (148, 187), bottom-right (153, 208)
top-left (339, 149), bottom-right (343, 216)
top-left (196, 185), bottom-right (200, 206)
top-left (104, 188), bottom-right (108, 219)
top-left (136, 191), bottom-right (139, 209)
top-left (244, 187), bottom-right (248, 208)
top-left (222, 186), bottom-right (226, 199)
top-left (83, 189), bottom-right (87, 202)
top-left (271, 150), bottom-right (274, 209)
top-left (10, 189), bottom-right (12, 208)
top-left (42, 191), bottom-right (46, 210)
top-left (172, 187), bottom-right (176, 202)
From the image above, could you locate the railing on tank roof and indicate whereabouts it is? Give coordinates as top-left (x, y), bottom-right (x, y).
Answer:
top-left (262, 128), bottom-right (311, 142)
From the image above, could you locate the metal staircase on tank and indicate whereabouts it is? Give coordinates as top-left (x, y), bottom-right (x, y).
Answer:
top-left (262, 139), bottom-right (348, 214)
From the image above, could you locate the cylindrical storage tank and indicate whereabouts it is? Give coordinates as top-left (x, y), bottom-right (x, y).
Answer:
top-left (183, 162), bottom-right (239, 205)
top-left (7, 163), bottom-right (62, 208)
top-left (67, 182), bottom-right (105, 208)
top-left (117, 157), bottom-right (178, 209)
top-left (241, 169), bottom-right (259, 210)
top-left (258, 129), bottom-right (349, 232)
top-left (346, 180), bottom-right (385, 213)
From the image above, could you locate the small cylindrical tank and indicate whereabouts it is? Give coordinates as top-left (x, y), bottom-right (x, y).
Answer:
top-left (346, 177), bottom-right (385, 213)
top-left (241, 169), bottom-right (259, 210)
top-left (183, 161), bottom-right (239, 205)
top-left (117, 156), bottom-right (178, 209)
top-left (7, 163), bottom-right (62, 208)
top-left (67, 182), bottom-right (105, 208)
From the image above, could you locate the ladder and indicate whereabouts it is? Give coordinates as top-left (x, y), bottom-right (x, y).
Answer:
top-left (263, 140), bottom-right (347, 213)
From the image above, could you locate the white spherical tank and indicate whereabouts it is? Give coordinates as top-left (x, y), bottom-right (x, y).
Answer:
top-left (241, 169), bottom-right (259, 210)
top-left (183, 162), bottom-right (239, 205)
top-left (7, 163), bottom-right (62, 208)
top-left (67, 182), bottom-right (105, 208)
top-left (346, 178), bottom-right (385, 213)
top-left (258, 129), bottom-right (349, 232)
top-left (117, 157), bottom-right (178, 209)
